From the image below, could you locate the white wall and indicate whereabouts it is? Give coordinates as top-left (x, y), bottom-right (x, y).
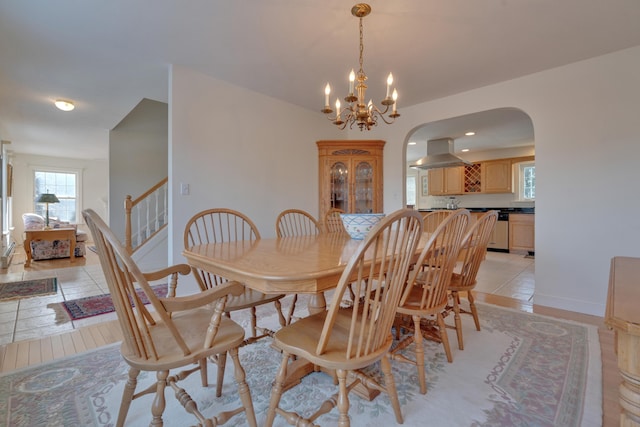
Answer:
top-left (169, 46), bottom-right (640, 316)
top-left (168, 65), bottom-right (341, 291)
top-left (11, 153), bottom-right (108, 242)
top-left (348, 45), bottom-right (640, 316)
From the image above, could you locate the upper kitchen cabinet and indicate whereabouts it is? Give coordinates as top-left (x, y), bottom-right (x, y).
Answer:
top-left (481, 159), bottom-right (513, 193)
top-left (428, 167), bottom-right (464, 195)
top-left (317, 140), bottom-right (384, 220)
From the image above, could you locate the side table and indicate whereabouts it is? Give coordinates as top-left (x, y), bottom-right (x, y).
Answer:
top-left (605, 256), bottom-right (640, 426)
top-left (23, 228), bottom-right (76, 267)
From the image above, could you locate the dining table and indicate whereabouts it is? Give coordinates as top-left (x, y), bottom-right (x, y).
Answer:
top-left (183, 232), bottom-right (365, 315)
top-left (182, 231), bottom-right (429, 399)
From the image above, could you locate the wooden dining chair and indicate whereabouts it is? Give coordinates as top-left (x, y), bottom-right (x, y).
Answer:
top-left (323, 207), bottom-right (347, 234)
top-left (265, 209), bottom-right (424, 427)
top-left (275, 208), bottom-right (321, 238)
top-left (422, 209), bottom-right (454, 233)
top-left (275, 208), bottom-right (321, 324)
top-left (83, 209), bottom-right (257, 427)
top-left (184, 208), bottom-right (287, 396)
top-left (391, 209), bottom-right (470, 395)
top-left (447, 210), bottom-right (498, 350)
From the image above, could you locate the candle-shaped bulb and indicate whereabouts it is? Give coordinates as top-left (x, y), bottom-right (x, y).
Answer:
top-left (336, 99), bottom-right (341, 117)
top-left (324, 83), bottom-right (331, 107)
top-left (349, 69), bottom-right (355, 94)
top-left (386, 73), bottom-right (393, 98)
top-left (392, 89), bottom-right (398, 113)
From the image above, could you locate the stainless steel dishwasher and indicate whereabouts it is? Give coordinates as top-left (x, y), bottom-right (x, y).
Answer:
top-left (486, 211), bottom-right (509, 252)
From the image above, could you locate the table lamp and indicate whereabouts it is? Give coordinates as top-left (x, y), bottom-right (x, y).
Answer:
top-left (36, 192), bottom-right (60, 229)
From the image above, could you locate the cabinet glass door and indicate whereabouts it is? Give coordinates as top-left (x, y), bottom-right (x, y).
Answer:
top-left (330, 162), bottom-right (349, 212)
top-left (354, 161), bottom-right (374, 213)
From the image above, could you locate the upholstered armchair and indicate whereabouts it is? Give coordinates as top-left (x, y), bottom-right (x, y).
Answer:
top-left (22, 213), bottom-right (87, 260)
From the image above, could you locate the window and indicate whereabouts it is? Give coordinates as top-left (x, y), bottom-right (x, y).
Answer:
top-left (33, 169), bottom-right (81, 222)
top-left (406, 176), bottom-right (417, 207)
top-left (517, 162), bottom-right (535, 201)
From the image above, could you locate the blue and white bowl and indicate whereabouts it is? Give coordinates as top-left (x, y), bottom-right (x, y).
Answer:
top-left (340, 213), bottom-right (386, 240)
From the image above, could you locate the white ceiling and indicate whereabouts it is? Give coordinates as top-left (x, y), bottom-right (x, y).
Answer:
top-left (1, 0), bottom-right (640, 160)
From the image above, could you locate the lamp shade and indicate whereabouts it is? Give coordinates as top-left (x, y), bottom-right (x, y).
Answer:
top-left (36, 193), bottom-right (60, 204)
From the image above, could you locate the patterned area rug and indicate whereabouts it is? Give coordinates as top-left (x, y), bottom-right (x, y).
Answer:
top-left (0, 302), bottom-right (602, 426)
top-left (54, 284), bottom-right (168, 321)
top-left (0, 277), bottom-right (57, 301)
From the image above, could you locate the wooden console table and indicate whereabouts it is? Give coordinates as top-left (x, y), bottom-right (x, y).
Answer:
top-left (23, 228), bottom-right (76, 267)
top-left (605, 256), bottom-right (640, 426)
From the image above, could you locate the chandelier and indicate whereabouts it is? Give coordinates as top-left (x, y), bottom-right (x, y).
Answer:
top-left (322, 3), bottom-right (399, 131)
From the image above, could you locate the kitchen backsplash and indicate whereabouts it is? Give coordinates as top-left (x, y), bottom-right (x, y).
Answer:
top-left (420, 193), bottom-right (534, 210)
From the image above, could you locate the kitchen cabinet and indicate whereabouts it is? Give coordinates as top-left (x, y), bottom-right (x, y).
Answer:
top-left (317, 140), bottom-right (384, 221)
top-left (509, 214), bottom-right (534, 253)
top-left (481, 159), bottom-right (513, 193)
top-left (427, 167), bottom-right (463, 195)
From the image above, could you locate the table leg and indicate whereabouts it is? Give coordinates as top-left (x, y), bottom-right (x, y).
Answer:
top-left (23, 238), bottom-right (32, 267)
top-left (70, 236), bottom-right (76, 263)
top-left (308, 292), bottom-right (327, 315)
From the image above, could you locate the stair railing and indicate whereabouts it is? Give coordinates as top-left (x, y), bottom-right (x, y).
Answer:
top-left (124, 177), bottom-right (168, 254)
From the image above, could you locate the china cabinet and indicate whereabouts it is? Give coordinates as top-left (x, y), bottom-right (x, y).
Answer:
top-left (317, 140), bottom-right (384, 221)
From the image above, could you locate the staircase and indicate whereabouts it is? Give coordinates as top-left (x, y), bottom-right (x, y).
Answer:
top-left (124, 177), bottom-right (168, 254)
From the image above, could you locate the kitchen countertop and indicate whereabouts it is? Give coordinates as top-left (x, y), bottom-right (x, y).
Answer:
top-left (419, 207), bottom-right (534, 214)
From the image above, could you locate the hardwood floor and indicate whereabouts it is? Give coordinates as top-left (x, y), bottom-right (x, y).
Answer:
top-left (0, 248), bottom-right (622, 426)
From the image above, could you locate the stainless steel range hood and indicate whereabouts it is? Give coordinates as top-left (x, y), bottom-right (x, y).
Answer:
top-left (410, 138), bottom-right (471, 170)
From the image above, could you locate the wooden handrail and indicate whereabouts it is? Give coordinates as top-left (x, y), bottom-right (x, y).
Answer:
top-left (125, 177), bottom-right (168, 253)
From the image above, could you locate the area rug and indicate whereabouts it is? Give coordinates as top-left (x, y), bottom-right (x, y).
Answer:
top-left (0, 277), bottom-right (57, 301)
top-left (51, 284), bottom-right (168, 321)
top-left (0, 302), bottom-right (602, 426)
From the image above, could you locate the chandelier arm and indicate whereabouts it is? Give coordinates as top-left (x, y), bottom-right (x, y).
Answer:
top-left (374, 112), bottom-right (396, 125)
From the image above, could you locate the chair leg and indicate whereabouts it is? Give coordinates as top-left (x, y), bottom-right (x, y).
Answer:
top-left (265, 351), bottom-right (290, 427)
top-left (451, 291), bottom-right (464, 350)
top-left (336, 369), bottom-right (351, 427)
top-left (117, 367), bottom-right (140, 427)
top-left (229, 347), bottom-right (257, 427)
top-left (437, 312), bottom-right (453, 363)
top-left (286, 294), bottom-right (298, 325)
top-left (412, 315), bottom-right (427, 395)
top-left (199, 358), bottom-right (208, 387)
top-left (380, 355), bottom-right (403, 424)
top-left (250, 306), bottom-right (257, 337)
top-left (150, 370), bottom-right (169, 427)
top-left (215, 352), bottom-right (227, 398)
top-left (468, 291), bottom-right (481, 331)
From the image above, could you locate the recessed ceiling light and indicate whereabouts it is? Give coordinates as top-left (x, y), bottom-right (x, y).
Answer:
top-left (465, 131), bottom-right (475, 136)
top-left (54, 99), bottom-right (75, 111)
top-left (408, 141), bottom-right (417, 145)
top-left (461, 148), bottom-right (470, 152)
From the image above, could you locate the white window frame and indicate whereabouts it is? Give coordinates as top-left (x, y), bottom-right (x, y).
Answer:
top-left (31, 165), bottom-right (83, 224)
top-left (515, 161), bottom-right (535, 201)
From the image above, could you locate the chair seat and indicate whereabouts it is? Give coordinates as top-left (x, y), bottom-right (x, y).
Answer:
top-left (225, 288), bottom-right (285, 312)
top-left (447, 273), bottom-right (477, 292)
top-left (274, 309), bottom-right (392, 371)
top-left (396, 284), bottom-right (448, 315)
top-left (123, 308), bottom-right (245, 371)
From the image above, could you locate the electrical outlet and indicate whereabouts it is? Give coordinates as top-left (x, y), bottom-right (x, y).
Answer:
top-left (180, 183), bottom-right (190, 195)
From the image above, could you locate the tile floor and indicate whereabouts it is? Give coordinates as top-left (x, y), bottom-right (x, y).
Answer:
top-left (0, 246), bottom-right (534, 345)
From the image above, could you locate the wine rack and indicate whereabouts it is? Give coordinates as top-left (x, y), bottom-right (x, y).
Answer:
top-left (463, 163), bottom-right (482, 193)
